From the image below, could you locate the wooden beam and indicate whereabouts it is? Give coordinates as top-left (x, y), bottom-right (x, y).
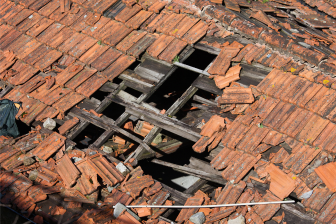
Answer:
top-left (151, 159), bottom-right (226, 185)
top-left (173, 62), bottom-right (211, 76)
top-left (0, 85), bottom-right (13, 98)
top-left (69, 107), bottom-right (154, 154)
top-left (193, 95), bottom-right (217, 106)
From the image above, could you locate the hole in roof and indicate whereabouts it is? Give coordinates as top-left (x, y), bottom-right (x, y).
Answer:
top-left (16, 120), bottom-right (32, 136)
top-left (89, 89), bottom-right (110, 102)
top-left (145, 50), bottom-right (217, 111)
top-left (72, 123), bottom-right (105, 149)
top-left (102, 102), bottom-right (126, 120)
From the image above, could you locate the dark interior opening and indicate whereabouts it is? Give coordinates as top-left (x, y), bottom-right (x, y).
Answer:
top-left (72, 123), bottom-right (105, 149)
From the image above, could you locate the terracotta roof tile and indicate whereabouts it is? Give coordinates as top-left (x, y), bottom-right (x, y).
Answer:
top-left (36, 22), bottom-right (64, 44)
top-left (231, 19), bottom-right (264, 39)
top-left (143, 182), bottom-right (162, 197)
top-left (214, 64), bottom-right (241, 89)
top-left (38, 0), bottom-right (59, 17)
top-left (60, 7), bottom-right (87, 26)
top-left (317, 194), bottom-right (336, 223)
top-left (90, 47), bottom-right (122, 71)
top-left (158, 38), bottom-right (187, 62)
top-left (232, 43), bottom-right (254, 62)
top-left (52, 91), bottom-right (85, 112)
top-left (266, 163), bottom-right (295, 199)
top-left (101, 54), bottom-right (135, 81)
top-left (19, 75), bottom-right (46, 93)
top-left (158, 13), bottom-right (186, 35)
top-left (251, 191), bottom-right (280, 221)
top-left (262, 130), bottom-right (284, 146)
top-left (35, 106), bottom-right (59, 121)
top-left (295, 114), bottom-right (329, 144)
top-left (27, 132), bottom-right (66, 160)
top-left (236, 125), bottom-right (270, 153)
top-left (148, 1), bottom-right (167, 13)
top-left (147, 34), bottom-right (175, 58)
top-left (200, 115), bottom-right (225, 137)
top-left (315, 162), bottom-right (336, 192)
top-left (289, 44), bottom-right (326, 66)
top-left (67, 36), bottom-right (96, 58)
top-left (76, 73), bottom-right (107, 97)
top-left (0, 24), bottom-right (13, 39)
top-left (125, 10), bottom-right (153, 29)
top-left (55, 61), bottom-right (84, 86)
top-left (64, 66), bottom-right (97, 90)
top-left (263, 102), bottom-right (296, 130)
top-left (20, 100), bottom-right (48, 124)
top-left (81, 16), bottom-right (110, 37)
top-left (222, 153), bottom-right (261, 183)
top-left (176, 193), bottom-right (204, 222)
top-left (104, 23), bottom-right (133, 47)
top-left (181, 19), bottom-right (208, 44)
top-left (74, 159), bottom-right (100, 195)
top-left (0, 145), bottom-right (20, 164)
top-left (302, 187), bottom-right (333, 211)
top-left (88, 154), bottom-right (124, 186)
top-left (222, 121), bottom-right (250, 149)
top-left (35, 50), bottom-right (63, 70)
top-left (169, 15), bottom-right (199, 38)
top-left (244, 45), bottom-right (265, 64)
top-left (9, 173), bottom-right (33, 193)
top-left (7, 8), bottom-right (32, 26)
top-left (56, 154), bottom-right (80, 188)
top-left (104, 188), bottom-right (133, 206)
top-left (208, 47), bottom-right (240, 75)
top-left (26, 17), bottom-right (53, 37)
top-left (45, 27), bottom-right (74, 48)
top-left (57, 32), bottom-right (85, 53)
top-left (7, 61), bottom-right (36, 85)
top-left (143, 11), bottom-right (172, 33)
top-left (58, 117), bottom-right (79, 135)
top-left (115, 4), bottom-right (141, 23)
top-left (14, 38), bottom-right (41, 60)
top-left (93, 0), bottom-right (119, 14)
top-left (40, 86), bottom-right (71, 105)
top-left (23, 44), bottom-right (52, 66)
top-left (0, 29), bottom-right (22, 51)
top-left (116, 30), bottom-right (148, 54)
top-left (218, 87), bottom-right (254, 104)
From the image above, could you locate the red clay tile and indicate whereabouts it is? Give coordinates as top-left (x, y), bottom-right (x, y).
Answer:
top-left (75, 159), bottom-right (100, 195)
top-left (6, 8), bottom-right (32, 26)
top-left (101, 54), bottom-right (135, 81)
top-left (68, 36), bottom-right (97, 58)
top-left (289, 44), bottom-right (326, 66)
top-left (116, 30), bottom-right (147, 54)
top-left (270, 147), bottom-right (289, 164)
top-left (26, 17), bottom-right (54, 37)
top-left (125, 10), bottom-right (153, 29)
top-left (55, 61), bottom-right (85, 86)
top-left (0, 24), bottom-right (13, 40)
top-left (169, 15), bottom-right (199, 39)
top-left (157, 13), bottom-right (186, 35)
top-left (38, 0), bottom-right (59, 17)
top-left (104, 188), bottom-right (132, 206)
top-left (317, 193), bottom-right (336, 223)
top-left (208, 47), bottom-right (240, 75)
top-left (23, 44), bottom-right (51, 66)
top-left (41, 86), bottom-right (71, 105)
top-left (142, 10), bottom-right (172, 33)
top-left (302, 187), bottom-right (332, 211)
top-left (35, 106), bottom-right (59, 121)
top-left (28, 132), bottom-right (66, 160)
top-left (103, 23), bottom-right (133, 47)
top-left (263, 102), bottom-right (296, 130)
top-left (70, 11), bottom-right (95, 31)
top-left (52, 91), bottom-right (85, 112)
top-left (49, 7), bottom-right (68, 21)
top-left (79, 43), bottom-right (109, 65)
top-left (143, 182), bottom-right (162, 197)
top-left (56, 154), bottom-right (80, 188)
top-left (214, 64), bottom-right (241, 89)
top-left (36, 22), bottom-right (64, 44)
top-left (176, 193), bottom-right (204, 222)
top-left (93, 0), bottom-right (119, 13)
top-left (232, 43), bottom-right (254, 62)
top-left (91, 47), bottom-right (122, 71)
top-left (66, 67), bottom-right (97, 90)
top-left (0, 145), bottom-right (20, 164)
top-left (236, 124), bottom-right (270, 153)
top-left (182, 20), bottom-right (208, 44)
top-left (315, 162), bottom-right (336, 192)
top-left (200, 115), bottom-right (225, 137)
top-left (82, 16), bottom-right (110, 38)
top-left (222, 153), bottom-right (261, 183)
top-left (252, 191), bottom-right (280, 221)
top-left (218, 87), bottom-right (254, 104)
top-left (60, 7), bottom-right (86, 26)
top-left (88, 154), bottom-right (124, 186)
top-left (57, 32), bottom-right (86, 53)
top-left (211, 146), bottom-right (239, 169)
top-left (34, 49), bottom-right (63, 70)
top-left (21, 100), bottom-right (48, 124)
top-left (75, 73), bottom-right (107, 97)
top-left (48, 27), bottom-right (75, 49)
top-left (19, 75), bottom-right (45, 93)
top-left (115, 4), bottom-right (141, 23)
top-left (224, 122), bottom-right (250, 149)
top-left (148, 1), bottom-right (167, 13)
top-left (0, 29), bottom-right (22, 51)
top-left (158, 38), bottom-right (188, 63)
top-left (296, 114), bottom-right (329, 144)
top-left (262, 130), bottom-right (284, 146)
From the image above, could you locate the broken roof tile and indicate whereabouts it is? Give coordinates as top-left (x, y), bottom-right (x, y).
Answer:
top-left (55, 61), bottom-right (85, 86)
top-left (315, 162), bottom-right (336, 192)
top-left (87, 154), bottom-right (124, 186)
top-left (289, 44), bottom-right (326, 66)
top-left (35, 106), bottom-right (58, 121)
top-left (236, 124), bottom-right (270, 153)
top-left (317, 193), bottom-right (336, 223)
top-left (176, 193), bottom-right (204, 222)
top-left (40, 86), bottom-right (71, 106)
top-left (214, 64), bottom-right (241, 89)
top-left (218, 87), bottom-right (254, 104)
top-left (28, 132), bottom-right (66, 160)
top-left (65, 67), bottom-right (97, 90)
top-left (34, 49), bottom-right (63, 70)
top-left (200, 115), bottom-right (225, 137)
top-left (101, 54), bottom-right (135, 81)
top-left (56, 154), bottom-right (80, 188)
top-left (208, 47), bottom-right (240, 75)
top-left (266, 163), bottom-right (295, 199)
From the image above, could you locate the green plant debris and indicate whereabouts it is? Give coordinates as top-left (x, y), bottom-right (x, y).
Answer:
top-left (173, 56), bottom-right (179, 63)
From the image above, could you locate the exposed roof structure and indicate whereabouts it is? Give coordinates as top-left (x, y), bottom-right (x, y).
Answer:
top-left (1, 0), bottom-right (336, 223)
